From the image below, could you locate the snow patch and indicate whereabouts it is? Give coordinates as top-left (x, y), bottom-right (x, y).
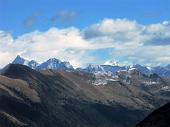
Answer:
top-left (143, 81), bottom-right (159, 86)
top-left (161, 86), bottom-right (170, 91)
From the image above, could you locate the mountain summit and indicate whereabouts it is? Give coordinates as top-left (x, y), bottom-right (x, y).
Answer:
top-left (12, 55), bottom-right (39, 69)
top-left (104, 60), bottom-right (120, 66)
top-left (37, 58), bottom-right (74, 71)
top-left (12, 55), bottom-right (28, 65)
top-left (12, 55), bottom-right (74, 71)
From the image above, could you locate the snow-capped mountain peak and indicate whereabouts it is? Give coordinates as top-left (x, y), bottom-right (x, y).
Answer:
top-left (104, 60), bottom-right (120, 66)
top-left (12, 55), bottom-right (39, 69)
top-left (12, 55), bottom-right (29, 65)
top-left (36, 58), bottom-right (74, 71)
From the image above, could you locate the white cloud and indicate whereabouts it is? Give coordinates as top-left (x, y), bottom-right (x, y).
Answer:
top-left (0, 31), bottom-right (17, 67)
top-left (0, 18), bottom-right (170, 68)
top-left (83, 18), bottom-right (170, 66)
top-left (85, 19), bottom-right (140, 35)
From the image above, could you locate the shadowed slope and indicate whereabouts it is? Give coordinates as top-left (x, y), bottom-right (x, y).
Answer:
top-left (136, 103), bottom-right (170, 127)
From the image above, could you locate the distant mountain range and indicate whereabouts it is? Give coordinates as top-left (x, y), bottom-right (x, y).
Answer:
top-left (12, 55), bottom-right (170, 77)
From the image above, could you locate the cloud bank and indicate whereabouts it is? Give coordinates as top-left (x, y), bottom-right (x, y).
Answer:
top-left (0, 18), bottom-right (170, 67)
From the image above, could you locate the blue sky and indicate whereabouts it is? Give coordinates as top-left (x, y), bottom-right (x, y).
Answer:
top-left (0, 0), bottom-right (169, 36)
top-left (0, 0), bottom-right (170, 67)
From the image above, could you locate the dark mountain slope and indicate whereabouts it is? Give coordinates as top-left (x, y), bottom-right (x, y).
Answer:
top-left (136, 103), bottom-right (170, 127)
top-left (0, 64), bottom-right (148, 127)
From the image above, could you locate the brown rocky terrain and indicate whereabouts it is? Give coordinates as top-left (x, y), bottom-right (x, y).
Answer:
top-left (0, 64), bottom-right (170, 127)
